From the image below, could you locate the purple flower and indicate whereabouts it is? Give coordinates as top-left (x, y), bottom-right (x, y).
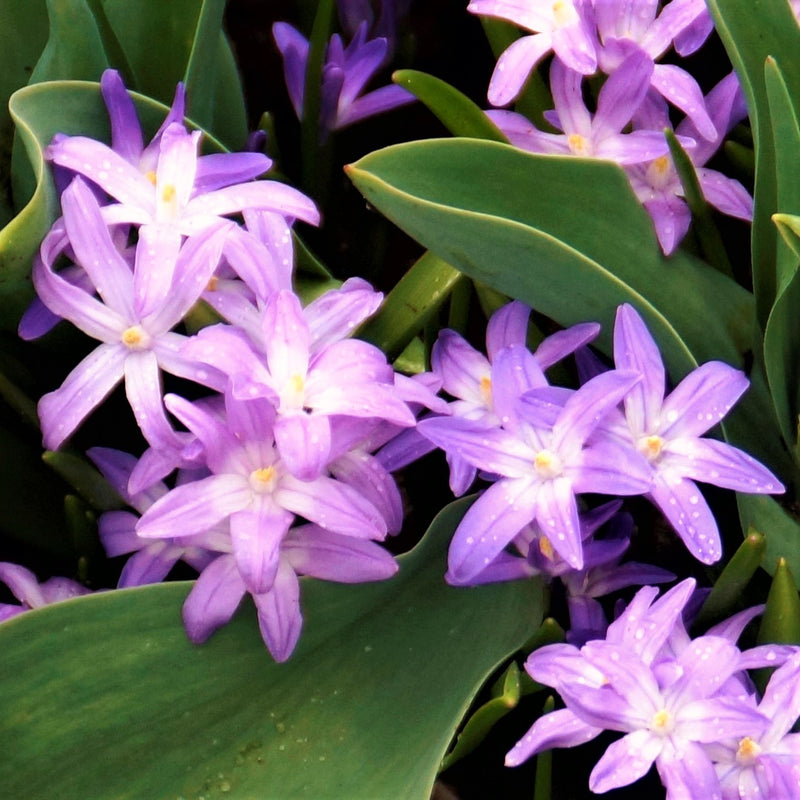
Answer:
top-left (0, 562), bottom-right (91, 623)
top-left (183, 524), bottom-right (397, 662)
top-left (135, 390), bottom-right (388, 595)
top-left (626, 72), bottom-right (753, 254)
top-left (488, 49), bottom-right (688, 165)
top-left (380, 301), bottom-right (599, 494)
top-left (419, 353), bottom-right (651, 579)
top-left (594, 1), bottom-right (716, 139)
top-left (33, 177), bottom-right (231, 450)
top-left (709, 652), bottom-right (800, 799)
top-left (181, 287), bottom-right (417, 480)
top-left (46, 117), bottom-right (318, 235)
top-left (273, 20), bottom-right (414, 139)
top-left (611, 304), bottom-right (783, 563)
top-left (88, 447), bottom-right (224, 587)
top-left (468, 0), bottom-right (598, 105)
top-left (506, 580), bottom-right (773, 799)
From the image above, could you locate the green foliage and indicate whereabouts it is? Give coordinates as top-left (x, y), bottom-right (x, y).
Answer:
top-left (0, 499), bottom-right (543, 800)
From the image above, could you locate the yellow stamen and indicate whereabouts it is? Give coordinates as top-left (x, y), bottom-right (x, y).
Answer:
top-left (651, 155), bottom-right (670, 176)
top-left (539, 535), bottom-right (555, 561)
top-left (568, 134), bottom-right (588, 155)
top-left (650, 709), bottom-right (673, 735)
top-left (552, 0), bottom-right (577, 27)
top-left (249, 466), bottom-right (277, 493)
top-left (479, 375), bottom-right (492, 405)
top-left (121, 325), bottom-right (148, 349)
top-left (291, 374), bottom-right (305, 394)
top-left (533, 449), bottom-right (562, 479)
top-left (735, 736), bottom-right (761, 765)
top-left (638, 434), bottom-right (664, 461)
top-left (161, 183), bottom-right (177, 203)
top-left (144, 170), bottom-right (157, 185)
top-left (206, 275), bottom-right (219, 292)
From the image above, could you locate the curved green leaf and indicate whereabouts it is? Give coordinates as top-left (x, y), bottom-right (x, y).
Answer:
top-left (392, 69), bottom-right (509, 142)
top-left (707, 0), bottom-right (800, 329)
top-left (346, 138), bottom-right (752, 379)
top-left (695, 529), bottom-right (766, 627)
top-left (762, 59), bottom-right (800, 455)
top-left (757, 557), bottom-right (800, 646)
top-left (0, 0), bottom-right (48, 226)
top-left (0, 498), bottom-right (543, 799)
top-left (737, 493), bottom-right (800, 577)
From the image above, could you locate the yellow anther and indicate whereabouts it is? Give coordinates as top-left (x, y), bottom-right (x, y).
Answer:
top-left (533, 449), bottom-right (562, 479)
top-left (538, 535), bottom-right (555, 561)
top-left (479, 375), bottom-right (492, 405)
top-left (144, 170), bottom-right (157, 185)
top-left (568, 134), bottom-right (588, 155)
top-left (161, 183), bottom-right (177, 203)
top-left (639, 435), bottom-right (664, 461)
top-left (121, 325), bottom-right (148, 349)
top-left (736, 737), bottom-right (761, 765)
top-left (291, 374), bottom-right (305, 394)
top-left (249, 466), bottom-right (277, 493)
top-left (651, 155), bottom-right (670, 175)
top-left (650, 709), bottom-right (673, 735)
top-left (552, 0), bottom-right (577, 26)
top-left (206, 275), bottom-right (219, 292)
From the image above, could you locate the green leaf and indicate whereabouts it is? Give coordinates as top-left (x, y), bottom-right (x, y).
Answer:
top-left (695, 529), bottom-right (766, 627)
top-left (392, 69), bottom-right (509, 142)
top-left (533, 696), bottom-right (555, 800)
top-left (439, 660), bottom-right (522, 771)
top-left (357, 250), bottom-right (462, 360)
top-left (664, 129), bottom-right (733, 277)
top-left (737, 493), bottom-right (800, 577)
top-left (762, 59), bottom-right (800, 454)
top-left (346, 138), bottom-right (792, 474)
top-left (0, 0), bottom-right (48, 227)
top-left (42, 450), bottom-right (124, 512)
top-left (707, 0), bottom-right (800, 329)
top-left (757, 557), bottom-right (800, 646)
top-left (346, 139), bottom-right (752, 380)
top-left (0, 499), bottom-right (543, 799)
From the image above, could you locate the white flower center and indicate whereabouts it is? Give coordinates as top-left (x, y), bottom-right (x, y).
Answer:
top-left (534, 449), bottom-right (563, 480)
top-left (649, 708), bottom-right (674, 736)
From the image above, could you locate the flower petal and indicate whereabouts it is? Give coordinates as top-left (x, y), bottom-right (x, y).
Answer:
top-left (253, 558), bottom-right (302, 662)
top-left (182, 554), bottom-right (247, 643)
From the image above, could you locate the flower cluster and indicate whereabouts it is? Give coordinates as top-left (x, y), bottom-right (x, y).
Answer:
top-left (469, 0), bottom-right (756, 253)
top-left (18, 70), bottom-right (442, 661)
top-left (507, 579), bottom-right (800, 799)
top-left (413, 302), bottom-right (781, 600)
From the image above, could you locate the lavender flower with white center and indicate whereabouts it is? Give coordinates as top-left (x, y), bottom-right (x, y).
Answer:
top-left (272, 20), bottom-right (414, 139)
top-left (46, 116), bottom-right (319, 236)
top-left (612, 303), bottom-right (784, 563)
top-left (507, 580), bottom-right (771, 799)
top-left (181, 287), bottom-right (416, 481)
top-left (626, 71), bottom-right (752, 254)
top-left (33, 177), bottom-right (231, 451)
top-left (183, 524), bottom-right (398, 662)
top-left (594, 0), bottom-right (717, 139)
top-left (468, 0), bottom-right (598, 106)
top-left (379, 301), bottom-right (600, 494)
top-left (0, 562), bottom-right (91, 623)
top-left (88, 447), bottom-right (225, 587)
top-left (488, 49), bottom-right (689, 165)
top-left (419, 352), bottom-right (651, 579)
top-left (708, 652), bottom-right (800, 799)
top-left (135, 390), bottom-right (388, 596)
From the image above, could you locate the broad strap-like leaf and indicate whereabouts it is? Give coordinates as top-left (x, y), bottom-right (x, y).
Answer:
top-left (0, 498), bottom-right (543, 799)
